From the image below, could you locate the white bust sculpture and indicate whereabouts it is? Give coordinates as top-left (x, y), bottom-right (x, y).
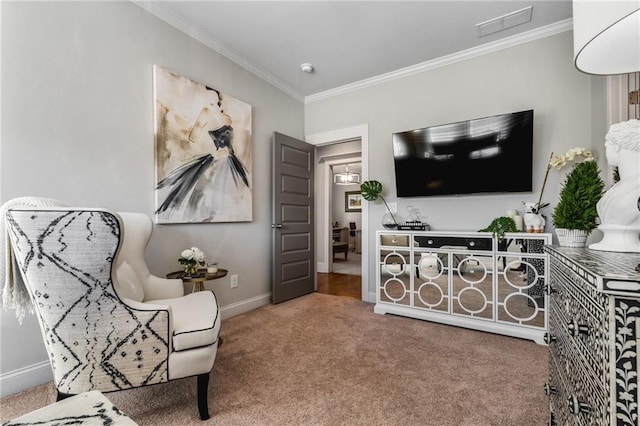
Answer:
top-left (589, 119), bottom-right (640, 252)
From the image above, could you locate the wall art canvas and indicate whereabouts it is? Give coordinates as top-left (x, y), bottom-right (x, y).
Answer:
top-left (345, 191), bottom-right (362, 212)
top-left (153, 65), bottom-right (252, 223)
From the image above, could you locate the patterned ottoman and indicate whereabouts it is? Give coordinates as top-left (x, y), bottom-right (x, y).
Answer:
top-left (4, 390), bottom-right (137, 425)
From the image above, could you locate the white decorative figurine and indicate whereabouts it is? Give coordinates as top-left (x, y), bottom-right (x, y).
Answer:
top-left (589, 119), bottom-right (640, 253)
top-left (523, 202), bottom-right (546, 233)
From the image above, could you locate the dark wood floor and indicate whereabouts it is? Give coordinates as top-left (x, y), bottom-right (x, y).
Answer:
top-left (317, 272), bottom-right (361, 299)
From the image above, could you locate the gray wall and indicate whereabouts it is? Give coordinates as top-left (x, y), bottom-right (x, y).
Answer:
top-left (305, 31), bottom-right (607, 295)
top-left (0, 1), bottom-right (304, 391)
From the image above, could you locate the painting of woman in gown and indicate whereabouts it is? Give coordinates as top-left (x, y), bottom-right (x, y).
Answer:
top-left (153, 66), bottom-right (252, 223)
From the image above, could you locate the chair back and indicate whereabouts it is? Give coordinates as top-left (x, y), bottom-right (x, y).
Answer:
top-left (113, 212), bottom-right (155, 302)
top-left (349, 222), bottom-right (356, 236)
top-left (6, 208), bottom-right (169, 394)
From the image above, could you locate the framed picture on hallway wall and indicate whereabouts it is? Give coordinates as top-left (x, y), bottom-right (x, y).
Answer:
top-left (345, 191), bottom-right (362, 212)
top-left (153, 65), bottom-right (253, 224)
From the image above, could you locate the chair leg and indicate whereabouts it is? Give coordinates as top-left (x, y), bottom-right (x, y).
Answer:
top-left (56, 391), bottom-right (73, 402)
top-left (197, 373), bottom-right (210, 421)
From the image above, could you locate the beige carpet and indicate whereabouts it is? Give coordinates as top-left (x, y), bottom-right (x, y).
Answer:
top-left (0, 293), bottom-right (548, 425)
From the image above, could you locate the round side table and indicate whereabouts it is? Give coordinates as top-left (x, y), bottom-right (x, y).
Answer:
top-left (166, 269), bottom-right (228, 292)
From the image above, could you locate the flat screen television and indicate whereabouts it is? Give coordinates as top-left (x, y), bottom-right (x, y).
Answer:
top-left (392, 109), bottom-right (533, 197)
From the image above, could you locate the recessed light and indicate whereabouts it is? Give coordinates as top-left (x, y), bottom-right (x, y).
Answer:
top-left (300, 63), bottom-right (314, 73)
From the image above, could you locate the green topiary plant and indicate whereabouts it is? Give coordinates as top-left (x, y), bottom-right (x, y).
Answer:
top-left (360, 180), bottom-right (399, 228)
top-left (479, 216), bottom-right (519, 242)
top-left (552, 160), bottom-right (604, 232)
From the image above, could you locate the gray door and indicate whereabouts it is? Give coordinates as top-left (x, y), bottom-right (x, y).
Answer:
top-left (272, 132), bottom-right (315, 304)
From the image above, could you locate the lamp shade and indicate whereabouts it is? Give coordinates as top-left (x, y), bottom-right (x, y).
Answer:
top-left (573, 0), bottom-right (640, 75)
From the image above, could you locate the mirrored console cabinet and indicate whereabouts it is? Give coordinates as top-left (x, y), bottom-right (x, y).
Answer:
top-left (375, 230), bottom-right (552, 344)
top-left (544, 246), bottom-right (640, 426)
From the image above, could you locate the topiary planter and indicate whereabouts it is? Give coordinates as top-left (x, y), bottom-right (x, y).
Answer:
top-left (555, 228), bottom-right (589, 248)
top-left (552, 160), bottom-right (604, 236)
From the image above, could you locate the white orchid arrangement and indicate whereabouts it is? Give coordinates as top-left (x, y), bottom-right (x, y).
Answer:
top-left (179, 247), bottom-right (206, 273)
top-left (536, 147), bottom-right (596, 211)
top-left (549, 147), bottom-right (594, 169)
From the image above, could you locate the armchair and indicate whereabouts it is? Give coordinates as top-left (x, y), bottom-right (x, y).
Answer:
top-left (5, 207), bottom-right (220, 420)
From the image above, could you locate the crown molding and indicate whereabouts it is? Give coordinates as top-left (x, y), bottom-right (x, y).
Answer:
top-left (134, 1), bottom-right (572, 107)
top-left (133, 1), bottom-right (306, 103)
top-left (305, 18), bottom-right (574, 104)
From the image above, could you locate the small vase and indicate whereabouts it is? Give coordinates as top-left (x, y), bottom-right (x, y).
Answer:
top-left (183, 264), bottom-right (198, 276)
top-left (382, 212), bottom-right (399, 230)
top-left (556, 228), bottom-right (589, 248)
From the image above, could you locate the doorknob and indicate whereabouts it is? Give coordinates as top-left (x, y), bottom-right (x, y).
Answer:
top-left (271, 224), bottom-right (282, 229)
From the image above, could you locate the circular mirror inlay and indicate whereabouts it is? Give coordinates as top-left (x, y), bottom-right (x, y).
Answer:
top-left (457, 287), bottom-right (488, 314)
top-left (417, 282), bottom-right (444, 307)
top-left (383, 278), bottom-right (407, 302)
top-left (503, 293), bottom-right (538, 322)
top-left (383, 253), bottom-right (406, 275)
top-left (457, 257), bottom-right (488, 284)
top-left (418, 254), bottom-right (443, 280)
top-left (504, 260), bottom-right (538, 289)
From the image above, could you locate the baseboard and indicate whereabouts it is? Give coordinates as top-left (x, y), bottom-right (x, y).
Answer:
top-left (219, 292), bottom-right (271, 319)
top-left (317, 262), bottom-right (328, 273)
top-left (367, 291), bottom-right (376, 303)
top-left (0, 360), bottom-right (53, 398)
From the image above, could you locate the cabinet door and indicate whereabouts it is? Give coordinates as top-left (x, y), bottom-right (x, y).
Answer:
top-left (496, 253), bottom-right (546, 328)
top-left (378, 234), bottom-right (412, 306)
top-left (414, 251), bottom-right (449, 313)
top-left (450, 253), bottom-right (493, 320)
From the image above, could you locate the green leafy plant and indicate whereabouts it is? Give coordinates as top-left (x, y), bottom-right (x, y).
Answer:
top-left (552, 160), bottom-right (604, 232)
top-left (479, 216), bottom-right (519, 242)
top-left (360, 180), bottom-right (398, 227)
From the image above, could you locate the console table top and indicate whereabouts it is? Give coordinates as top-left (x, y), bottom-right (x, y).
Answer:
top-left (546, 246), bottom-right (640, 278)
top-left (546, 246), bottom-right (640, 296)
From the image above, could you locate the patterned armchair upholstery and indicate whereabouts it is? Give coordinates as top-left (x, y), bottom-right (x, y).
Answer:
top-left (5, 208), bottom-right (220, 421)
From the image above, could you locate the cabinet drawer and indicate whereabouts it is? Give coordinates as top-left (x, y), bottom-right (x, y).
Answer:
top-left (549, 302), bottom-right (608, 401)
top-left (549, 262), bottom-right (610, 376)
top-left (413, 235), bottom-right (493, 251)
top-left (546, 247), bottom-right (640, 426)
top-left (548, 349), bottom-right (609, 425)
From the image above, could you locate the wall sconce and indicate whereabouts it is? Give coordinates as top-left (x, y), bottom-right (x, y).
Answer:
top-left (333, 164), bottom-right (360, 186)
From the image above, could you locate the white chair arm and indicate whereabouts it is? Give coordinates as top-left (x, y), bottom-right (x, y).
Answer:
top-left (122, 298), bottom-right (172, 313)
top-left (121, 298), bottom-right (175, 352)
top-left (143, 275), bottom-right (184, 300)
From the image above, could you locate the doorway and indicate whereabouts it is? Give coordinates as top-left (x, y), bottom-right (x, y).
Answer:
top-left (306, 124), bottom-right (370, 303)
top-left (318, 159), bottom-right (362, 299)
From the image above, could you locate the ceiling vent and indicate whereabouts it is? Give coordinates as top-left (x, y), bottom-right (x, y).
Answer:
top-left (476, 6), bottom-right (533, 38)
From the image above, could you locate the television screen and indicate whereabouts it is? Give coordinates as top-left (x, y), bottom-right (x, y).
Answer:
top-left (392, 110), bottom-right (533, 197)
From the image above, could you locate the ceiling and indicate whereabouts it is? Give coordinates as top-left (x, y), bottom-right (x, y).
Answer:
top-left (137, 1), bottom-right (573, 101)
